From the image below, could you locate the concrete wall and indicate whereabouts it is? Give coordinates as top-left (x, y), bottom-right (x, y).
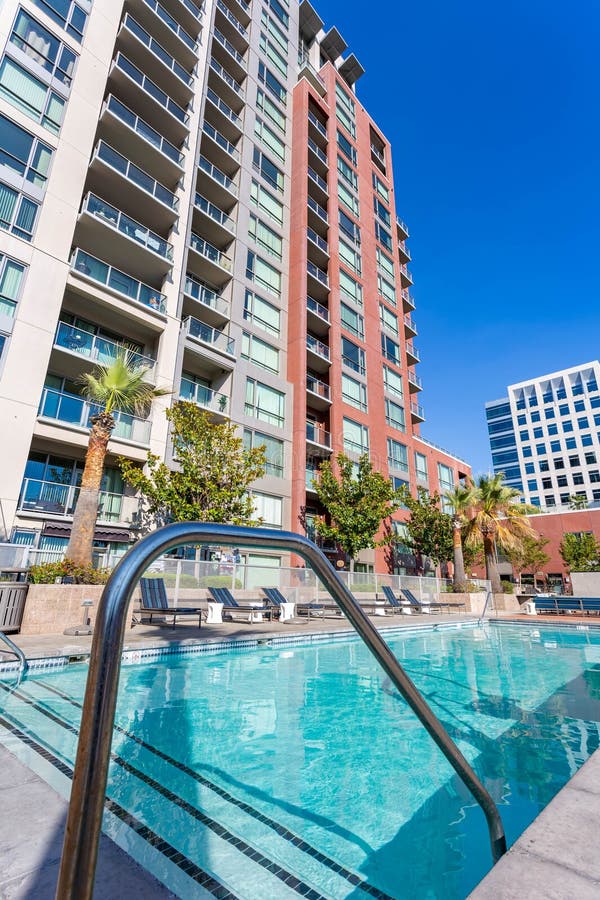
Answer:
top-left (570, 572), bottom-right (600, 597)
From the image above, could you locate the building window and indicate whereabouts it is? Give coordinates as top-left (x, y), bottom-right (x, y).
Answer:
top-left (335, 100), bottom-right (355, 138)
top-left (246, 250), bottom-right (281, 297)
top-left (340, 302), bottom-right (364, 340)
top-left (585, 452), bottom-right (597, 464)
top-left (542, 477), bottom-right (552, 490)
top-left (243, 289), bottom-right (280, 337)
top-left (527, 479), bottom-right (537, 491)
top-left (381, 333), bottom-right (400, 365)
top-left (265, 0), bottom-right (288, 28)
top-left (256, 88), bottom-right (286, 132)
top-left (250, 178), bottom-right (283, 226)
top-left (241, 332), bottom-right (279, 374)
top-left (339, 269), bottom-right (362, 306)
top-left (248, 214), bottom-right (282, 260)
top-left (0, 57), bottom-right (66, 134)
top-left (337, 155), bottom-right (357, 190)
top-left (379, 303), bottom-right (398, 335)
top-left (540, 460), bottom-right (550, 472)
top-left (415, 452), bottom-right (428, 482)
top-left (252, 491), bottom-right (283, 528)
top-left (569, 454), bottom-right (580, 467)
top-left (338, 178), bottom-right (359, 216)
top-left (243, 429), bottom-right (284, 477)
top-left (525, 462), bottom-right (535, 474)
top-left (343, 418), bottom-right (369, 456)
top-left (578, 416), bottom-right (590, 429)
top-left (531, 411), bottom-right (541, 422)
top-left (31, 0), bottom-right (88, 42)
top-left (337, 129), bottom-right (356, 165)
top-left (385, 399), bottom-right (405, 432)
top-left (376, 247), bottom-right (394, 279)
top-left (252, 147), bottom-right (284, 193)
top-left (372, 172), bottom-right (389, 202)
top-left (565, 437), bottom-right (577, 450)
top-left (573, 473), bottom-right (585, 485)
top-left (437, 463), bottom-right (455, 493)
top-left (0, 181), bottom-right (39, 241)
top-left (10, 10), bottom-right (77, 86)
top-left (254, 116), bottom-right (285, 162)
top-left (339, 238), bottom-right (361, 275)
top-left (258, 61), bottom-right (286, 104)
top-left (589, 470), bottom-right (600, 483)
top-left (0, 115), bottom-right (53, 189)
top-left (0, 254), bottom-right (26, 318)
top-left (388, 438), bottom-right (408, 473)
top-left (383, 366), bottom-right (403, 398)
top-left (341, 373), bottom-right (367, 411)
top-left (557, 475), bottom-right (568, 488)
top-left (554, 458), bottom-right (564, 469)
top-left (259, 32), bottom-right (287, 78)
top-left (341, 336), bottom-right (365, 375)
top-left (378, 274), bottom-right (395, 305)
top-left (375, 220), bottom-right (393, 251)
top-left (338, 209), bottom-right (360, 245)
top-left (244, 378), bottom-right (285, 427)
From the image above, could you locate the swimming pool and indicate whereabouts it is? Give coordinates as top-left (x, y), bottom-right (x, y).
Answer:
top-left (2, 622), bottom-right (600, 899)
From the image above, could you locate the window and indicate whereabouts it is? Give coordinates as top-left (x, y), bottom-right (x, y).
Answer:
top-left (252, 491), bottom-right (283, 528)
top-left (492, 450), bottom-right (519, 466)
top-left (259, 31), bottom-right (287, 77)
top-left (339, 269), bottom-right (362, 306)
top-left (574, 400), bottom-right (586, 412)
top-left (254, 116), bottom-right (285, 162)
top-left (525, 462), bottom-right (535, 474)
top-left (339, 238), bottom-right (361, 274)
top-left (545, 495), bottom-right (556, 506)
top-left (265, 0), bottom-right (289, 28)
top-left (559, 404), bottom-right (569, 415)
top-left (563, 421), bottom-right (573, 432)
top-left (10, 10), bottom-right (77, 87)
top-left (488, 420), bottom-right (514, 435)
top-left (573, 473), bottom-right (585, 485)
top-left (256, 88), bottom-right (286, 132)
top-left (491, 434), bottom-right (518, 450)
top-left (379, 303), bottom-right (398, 335)
top-left (536, 443), bottom-right (546, 456)
top-left (381, 333), bottom-right (400, 365)
top-left (383, 366), bottom-right (403, 397)
top-left (546, 408), bottom-right (555, 419)
top-left (557, 475), bottom-right (568, 488)
top-left (372, 172), bottom-right (389, 202)
top-left (376, 247), bottom-right (394, 279)
top-left (566, 437), bottom-right (577, 450)
top-left (540, 460), bottom-right (550, 472)
top-left (341, 336), bottom-right (365, 375)
top-left (0, 181), bottom-right (39, 241)
top-left (437, 463), bottom-right (455, 492)
top-left (261, 8), bottom-right (288, 51)
top-left (519, 430), bottom-right (529, 441)
top-left (385, 398), bottom-right (405, 432)
top-left (569, 454), bottom-right (580, 467)
top-left (375, 221), bottom-right (393, 251)
top-left (258, 61), bottom-right (286, 104)
top-left (342, 373), bottom-right (367, 411)
top-left (338, 179), bottom-right (359, 215)
top-left (388, 439), bottom-right (408, 473)
top-left (340, 302), bottom-right (364, 339)
top-left (554, 458), bottom-right (564, 469)
top-left (528, 395), bottom-right (538, 407)
top-left (244, 429), bottom-right (284, 477)
top-left (246, 250), bottom-right (281, 297)
top-left (344, 418), bottom-right (369, 455)
top-left (533, 427), bottom-right (543, 439)
top-left (585, 452), bottom-right (597, 464)
top-left (487, 402), bottom-right (511, 419)
top-left (242, 332), bottom-right (279, 374)
top-left (373, 196), bottom-right (391, 227)
top-left (592, 397), bottom-right (600, 409)
top-left (548, 423), bottom-right (558, 435)
top-left (245, 378), bottom-right (285, 427)
top-left (250, 179), bottom-right (283, 226)
top-left (378, 274), bottom-right (396, 305)
top-left (531, 411), bottom-right (541, 422)
top-left (0, 56), bottom-right (65, 134)
top-left (559, 493), bottom-right (570, 504)
top-left (528, 479), bottom-right (537, 491)
top-left (252, 147), bottom-right (284, 193)
top-left (337, 129), bottom-right (356, 165)
top-left (31, 0), bottom-right (88, 42)
top-left (0, 254), bottom-right (26, 318)
top-left (337, 155), bottom-right (357, 190)
top-left (415, 452), bottom-right (428, 482)
top-left (336, 101), bottom-right (355, 138)
top-left (248, 214), bottom-right (282, 260)
top-left (542, 478), bottom-right (552, 490)
top-left (590, 471), bottom-right (600, 484)
top-left (338, 209), bottom-right (360, 245)
top-left (578, 416), bottom-right (590, 429)
top-left (550, 440), bottom-right (561, 452)
top-left (517, 414), bottom-right (526, 425)
top-left (522, 446), bottom-right (532, 457)
top-left (243, 289), bottom-right (280, 337)
top-left (335, 81), bottom-right (355, 117)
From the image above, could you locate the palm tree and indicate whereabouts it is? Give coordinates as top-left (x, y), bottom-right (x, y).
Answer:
top-left (445, 479), bottom-right (477, 593)
top-left (467, 473), bottom-right (537, 593)
top-left (66, 352), bottom-right (168, 567)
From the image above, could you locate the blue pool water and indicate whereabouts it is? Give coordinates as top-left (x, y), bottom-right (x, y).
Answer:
top-left (2, 622), bottom-right (600, 898)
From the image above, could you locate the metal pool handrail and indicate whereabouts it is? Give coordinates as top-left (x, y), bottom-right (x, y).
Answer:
top-left (0, 630), bottom-right (28, 675)
top-left (478, 590), bottom-right (494, 625)
top-left (56, 524), bottom-right (506, 899)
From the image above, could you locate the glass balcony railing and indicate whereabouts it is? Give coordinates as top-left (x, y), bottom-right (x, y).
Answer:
top-left (81, 194), bottom-right (173, 261)
top-left (308, 166), bottom-right (328, 193)
top-left (408, 369), bottom-right (423, 389)
top-left (308, 136), bottom-right (327, 165)
top-left (307, 194), bottom-right (328, 223)
top-left (307, 295), bottom-right (329, 322)
top-left (306, 421), bottom-right (331, 448)
top-left (18, 478), bottom-right (123, 522)
top-left (216, 0), bottom-right (248, 39)
top-left (38, 388), bottom-right (151, 444)
top-left (209, 57), bottom-right (244, 98)
top-left (206, 87), bottom-right (242, 127)
top-left (202, 120), bottom-right (240, 161)
top-left (104, 95), bottom-right (183, 166)
top-left (305, 469), bottom-right (318, 490)
top-left (54, 321), bottom-right (156, 375)
top-left (342, 354), bottom-right (365, 376)
top-left (371, 143), bottom-right (385, 165)
top-left (306, 373), bottom-right (330, 401)
top-left (306, 334), bottom-right (330, 360)
top-left (396, 215), bottom-right (409, 237)
top-left (180, 378), bottom-right (229, 414)
top-left (213, 27), bottom-right (246, 68)
top-left (183, 272), bottom-right (229, 316)
top-left (406, 342), bottom-right (420, 361)
top-left (177, 0), bottom-right (202, 17)
top-left (185, 315), bottom-right (235, 356)
top-left (402, 288), bottom-right (415, 309)
top-left (71, 249), bottom-right (166, 314)
top-left (95, 141), bottom-right (178, 210)
top-left (307, 260), bottom-right (329, 287)
top-left (194, 192), bottom-right (235, 232)
top-left (308, 110), bottom-right (327, 139)
top-left (113, 53), bottom-right (189, 126)
top-left (189, 233), bottom-right (232, 272)
top-left (404, 314), bottom-right (417, 332)
top-left (307, 227), bottom-right (328, 254)
top-left (198, 154), bottom-right (238, 196)
top-left (141, 0), bottom-right (197, 52)
top-left (400, 264), bottom-right (413, 283)
top-left (123, 14), bottom-right (194, 87)
top-left (411, 401), bottom-right (425, 419)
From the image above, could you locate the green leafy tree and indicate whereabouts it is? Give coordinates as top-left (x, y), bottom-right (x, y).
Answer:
top-left (504, 533), bottom-right (550, 588)
top-left (313, 453), bottom-right (402, 571)
top-left (398, 487), bottom-right (454, 572)
top-left (120, 402), bottom-right (266, 528)
top-left (568, 493), bottom-right (589, 511)
top-left (444, 480), bottom-right (478, 592)
top-left (66, 352), bottom-right (168, 567)
top-left (559, 533), bottom-right (600, 573)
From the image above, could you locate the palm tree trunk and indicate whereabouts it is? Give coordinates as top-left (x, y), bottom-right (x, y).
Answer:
top-left (483, 534), bottom-right (502, 593)
top-left (452, 523), bottom-right (467, 592)
top-left (66, 413), bottom-right (114, 568)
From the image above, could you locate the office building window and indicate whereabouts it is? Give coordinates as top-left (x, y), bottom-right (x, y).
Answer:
top-left (0, 254), bottom-right (26, 318)
top-left (0, 181), bottom-right (39, 241)
top-left (0, 57), bottom-right (65, 134)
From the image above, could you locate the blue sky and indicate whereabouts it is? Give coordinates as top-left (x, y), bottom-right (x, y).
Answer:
top-left (317, 0), bottom-right (600, 474)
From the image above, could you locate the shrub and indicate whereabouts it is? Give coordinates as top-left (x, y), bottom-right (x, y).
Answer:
top-left (28, 560), bottom-right (110, 584)
top-left (500, 580), bottom-right (514, 594)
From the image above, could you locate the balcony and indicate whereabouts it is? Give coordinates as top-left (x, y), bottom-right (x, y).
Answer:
top-left (308, 165), bottom-right (328, 204)
top-left (308, 109), bottom-right (327, 144)
top-left (193, 191), bottom-right (235, 242)
top-left (306, 333), bottom-right (330, 373)
top-left (54, 321), bottom-right (156, 380)
top-left (205, 86), bottom-right (243, 141)
top-left (89, 140), bottom-right (178, 232)
top-left (401, 288), bottom-right (415, 312)
top-left (198, 154), bottom-right (238, 208)
top-left (188, 232), bottom-right (233, 286)
top-left (410, 401), bottom-right (425, 423)
top-left (407, 369), bottom-right (423, 392)
top-left (371, 142), bottom-right (386, 173)
top-left (306, 420), bottom-right (332, 455)
top-left (307, 226), bottom-right (329, 267)
top-left (307, 195), bottom-right (328, 236)
top-left (77, 193), bottom-right (172, 282)
top-left (70, 249), bottom-right (166, 316)
top-left (403, 314), bottom-right (417, 337)
top-left (109, 53), bottom-right (189, 144)
top-left (307, 136), bottom-right (328, 172)
top-left (38, 388), bottom-right (151, 446)
top-left (118, 14), bottom-right (194, 105)
top-left (18, 478), bottom-right (124, 522)
top-left (201, 120), bottom-right (240, 175)
top-left (160, 0), bottom-right (204, 37)
top-left (100, 94), bottom-right (184, 184)
top-left (215, 0), bottom-right (249, 50)
top-left (307, 260), bottom-right (329, 301)
top-left (183, 273), bottom-right (230, 326)
top-left (221, 0), bottom-right (251, 24)
top-left (298, 57), bottom-right (326, 97)
top-left (396, 216), bottom-right (409, 240)
top-left (306, 373), bottom-right (331, 409)
top-left (306, 295), bottom-right (329, 338)
top-left (212, 27), bottom-right (247, 81)
top-left (405, 342), bottom-right (420, 365)
top-left (209, 56), bottom-right (245, 108)
top-left (400, 264), bottom-right (413, 287)
top-left (398, 241), bottom-right (411, 264)
top-left (136, 0), bottom-right (198, 65)
top-left (305, 468), bottom-right (319, 493)
top-left (180, 377), bottom-right (229, 419)
top-left (184, 315), bottom-right (236, 367)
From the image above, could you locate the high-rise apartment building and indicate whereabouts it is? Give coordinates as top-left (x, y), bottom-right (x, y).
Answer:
top-left (0, 0), bottom-right (469, 571)
top-left (486, 362), bottom-right (600, 510)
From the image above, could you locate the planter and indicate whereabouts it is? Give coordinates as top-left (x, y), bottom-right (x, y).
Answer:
top-left (20, 585), bottom-right (135, 636)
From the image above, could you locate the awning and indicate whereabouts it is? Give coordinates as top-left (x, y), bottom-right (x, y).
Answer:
top-left (42, 522), bottom-right (131, 543)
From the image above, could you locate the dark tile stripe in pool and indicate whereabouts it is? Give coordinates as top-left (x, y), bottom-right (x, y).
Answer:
top-left (31, 678), bottom-right (393, 900)
top-left (0, 713), bottom-right (237, 899)
top-left (0, 684), bottom-right (378, 900)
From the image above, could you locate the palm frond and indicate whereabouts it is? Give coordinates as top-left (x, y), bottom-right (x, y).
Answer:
top-left (78, 350), bottom-right (170, 415)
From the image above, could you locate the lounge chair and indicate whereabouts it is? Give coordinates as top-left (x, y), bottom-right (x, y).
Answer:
top-left (401, 587), bottom-right (466, 614)
top-left (139, 577), bottom-right (203, 629)
top-left (381, 586), bottom-right (411, 615)
top-left (262, 587), bottom-right (328, 621)
top-left (208, 587), bottom-right (274, 623)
